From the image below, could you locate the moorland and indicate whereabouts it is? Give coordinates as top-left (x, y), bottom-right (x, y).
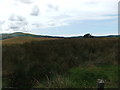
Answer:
top-left (2, 32), bottom-right (119, 88)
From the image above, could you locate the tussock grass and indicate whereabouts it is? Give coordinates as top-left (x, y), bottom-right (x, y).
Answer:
top-left (2, 37), bottom-right (118, 88)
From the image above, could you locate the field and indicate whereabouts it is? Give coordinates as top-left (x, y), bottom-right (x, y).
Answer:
top-left (2, 37), bottom-right (118, 88)
top-left (2, 36), bottom-right (59, 45)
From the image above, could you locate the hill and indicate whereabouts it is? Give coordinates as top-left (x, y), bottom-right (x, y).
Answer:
top-left (0, 32), bottom-right (119, 40)
top-left (2, 37), bottom-right (118, 88)
top-left (0, 32), bottom-right (64, 40)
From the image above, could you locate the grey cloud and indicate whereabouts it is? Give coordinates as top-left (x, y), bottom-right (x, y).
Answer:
top-left (9, 21), bottom-right (27, 29)
top-left (30, 5), bottom-right (40, 16)
top-left (47, 4), bottom-right (59, 11)
top-left (16, 0), bottom-right (34, 4)
top-left (9, 25), bottom-right (20, 30)
top-left (8, 14), bottom-right (25, 21)
top-left (8, 15), bottom-right (29, 31)
top-left (9, 21), bottom-right (28, 31)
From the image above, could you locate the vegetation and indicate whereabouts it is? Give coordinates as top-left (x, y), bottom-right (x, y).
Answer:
top-left (2, 37), bottom-right (59, 45)
top-left (2, 37), bottom-right (118, 88)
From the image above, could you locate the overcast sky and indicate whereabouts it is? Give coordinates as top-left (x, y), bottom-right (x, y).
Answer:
top-left (0, 0), bottom-right (119, 36)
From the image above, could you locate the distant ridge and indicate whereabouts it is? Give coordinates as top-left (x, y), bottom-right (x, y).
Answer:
top-left (0, 32), bottom-right (119, 40)
top-left (0, 32), bottom-right (64, 40)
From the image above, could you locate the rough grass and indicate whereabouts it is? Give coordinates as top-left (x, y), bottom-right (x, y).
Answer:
top-left (68, 64), bottom-right (118, 88)
top-left (33, 64), bottom-right (118, 88)
top-left (2, 36), bottom-right (59, 45)
top-left (2, 37), bottom-right (118, 88)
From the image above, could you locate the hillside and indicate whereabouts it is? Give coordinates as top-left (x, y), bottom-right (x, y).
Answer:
top-left (0, 32), bottom-right (119, 40)
top-left (2, 37), bottom-right (118, 88)
top-left (0, 32), bottom-right (64, 40)
top-left (2, 36), bottom-right (60, 45)
top-left (1, 32), bottom-right (35, 40)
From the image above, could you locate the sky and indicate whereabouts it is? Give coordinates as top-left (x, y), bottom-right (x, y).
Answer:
top-left (0, 0), bottom-right (119, 36)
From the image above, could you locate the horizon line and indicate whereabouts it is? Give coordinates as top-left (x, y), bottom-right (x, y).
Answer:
top-left (0, 31), bottom-right (119, 37)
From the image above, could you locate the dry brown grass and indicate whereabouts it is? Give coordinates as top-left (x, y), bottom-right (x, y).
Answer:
top-left (2, 37), bottom-right (118, 88)
top-left (2, 36), bottom-right (60, 45)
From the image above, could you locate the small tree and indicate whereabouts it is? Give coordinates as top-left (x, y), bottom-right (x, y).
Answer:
top-left (83, 33), bottom-right (94, 38)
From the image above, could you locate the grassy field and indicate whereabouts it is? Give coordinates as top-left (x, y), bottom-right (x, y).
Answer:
top-left (2, 36), bottom-right (59, 45)
top-left (2, 37), bottom-right (118, 88)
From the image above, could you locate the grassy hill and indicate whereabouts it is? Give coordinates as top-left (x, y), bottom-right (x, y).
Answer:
top-left (0, 32), bottom-right (64, 40)
top-left (1, 32), bottom-right (34, 40)
top-left (2, 36), bottom-right (118, 88)
top-left (0, 32), bottom-right (119, 40)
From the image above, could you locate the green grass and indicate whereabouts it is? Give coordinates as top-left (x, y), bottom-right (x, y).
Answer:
top-left (68, 64), bottom-right (118, 88)
top-left (33, 65), bottom-right (118, 88)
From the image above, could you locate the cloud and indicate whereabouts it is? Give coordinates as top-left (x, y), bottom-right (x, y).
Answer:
top-left (0, 0), bottom-right (119, 33)
top-left (0, 20), bottom-right (5, 31)
top-left (16, 0), bottom-right (34, 4)
top-left (1, 14), bottom-right (29, 33)
top-left (7, 21), bottom-right (29, 32)
top-left (8, 14), bottom-right (25, 21)
top-left (0, 20), bottom-right (5, 25)
top-left (30, 5), bottom-right (40, 16)
top-left (47, 4), bottom-right (59, 11)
